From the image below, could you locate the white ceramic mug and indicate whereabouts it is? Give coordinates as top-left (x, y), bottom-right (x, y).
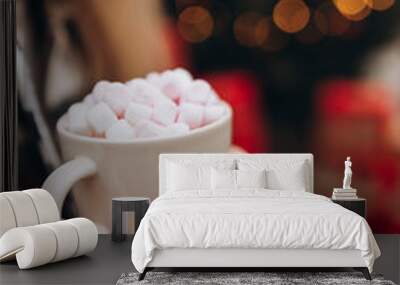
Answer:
top-left (43, 103), bottom-right (232, 232)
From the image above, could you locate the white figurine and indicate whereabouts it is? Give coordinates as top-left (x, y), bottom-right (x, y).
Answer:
top-left (343, 156), bottom-right (353, 189)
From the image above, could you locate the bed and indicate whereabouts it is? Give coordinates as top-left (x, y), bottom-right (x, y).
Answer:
top-left (131, 154), bottom-right (380, 280)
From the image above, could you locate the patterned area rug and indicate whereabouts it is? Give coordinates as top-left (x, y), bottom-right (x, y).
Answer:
top-left (116, 272), bottom-right (396, 285)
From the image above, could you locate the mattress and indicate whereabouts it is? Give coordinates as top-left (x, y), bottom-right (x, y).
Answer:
top-left (131, 189), bottom-right (380, 273)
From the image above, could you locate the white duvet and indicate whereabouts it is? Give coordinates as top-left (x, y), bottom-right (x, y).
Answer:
top-left (131, 190), bottom-right (380, 273)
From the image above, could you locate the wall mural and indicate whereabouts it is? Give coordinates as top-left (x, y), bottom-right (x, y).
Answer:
top-left (16, 0), bottom-right (400, 233)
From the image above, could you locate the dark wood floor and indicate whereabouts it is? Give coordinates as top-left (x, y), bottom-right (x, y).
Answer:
top-left (0, 235), bottom-right (399, 285)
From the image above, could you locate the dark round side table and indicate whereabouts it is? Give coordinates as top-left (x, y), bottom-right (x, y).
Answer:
top-left (112, 197), bottom-right (150, 242)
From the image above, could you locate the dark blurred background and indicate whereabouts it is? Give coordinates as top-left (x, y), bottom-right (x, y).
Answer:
top-left (17, 0), bottom-right (400, 233)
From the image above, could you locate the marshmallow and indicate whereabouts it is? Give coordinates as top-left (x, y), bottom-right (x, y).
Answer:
top-left (181, 79), bottom-right (213, 105)
top-left (152, 100), bottom-right (178, 126)
top-left (86, 102), bottom-right (118, 136)
top-left (166, 123), bottom-right (190, 136)
top-left (92, 80), bottom-right (111, 102)
top-left (101, 83), bottom-right (132, 117)
top-left (105, 120), bottom-right (136, 141)
top-left (204, 105), bottom-right (226, 124)
top-left (158, 69), bottom-right (192, 101)
top-left (206, 91), bottom-right (221, 106)
top-left (135, 120), bottom-right (166, 138)
top-left (126, 79), bottom-right (169, 106)
top-left (125, 102), bottom-right (153, 126)
top-left (173, 68), bottom-right (193, 81)
top-left (83, 94), bottom-right (96, 106)
top-left (177, 103), bottom-right (205, 129)
top-left (67, 103), bottom-right (91, 135)
top-left (63, 68), bottom-right (225, 139)
top-left (145, 72), bottom-right (163, 87)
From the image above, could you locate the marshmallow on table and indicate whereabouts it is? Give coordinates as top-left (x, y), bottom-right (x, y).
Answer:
top-left (86, 102), bottom-right (118, 136)
top-left (101, 83), bottom-right (132, 117)
top-left (181, 79), bottom-right (213, 105)
top-left (135, 120), bottom-right (167, 138)
top-left (177, 103), bottom-right (205, 129)
top-left (152, 100), bottom-right (178, 126)
top-left (67, 103), bottom-right (91, 136)
top-left (105, 120), bottom-right (136, 141)
top-left (126, 78), bottom-right (169, 107)
top-left (204, 105), bottom-right (226, 124)
top-left (125, 102), bottom-right (153, 126)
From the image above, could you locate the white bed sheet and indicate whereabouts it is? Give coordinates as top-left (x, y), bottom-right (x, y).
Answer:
top-left (131, 189), bottom-right (380, 273)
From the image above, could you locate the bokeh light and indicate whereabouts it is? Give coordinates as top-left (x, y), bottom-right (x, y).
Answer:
top-left (177, 6), bottom-right (214, 43)
top-left (333, 0), bottom-right (367, 16)
top-left (344, 6), bottom-right (371, 21)
top-left (314, 1), bottom-right (351, 36)
top-left (233, 12), bottom-right (270, 47)
top-left (365, 0), bottom-right (396, 11)
top-left (273, 0), bottom-right (310, 33)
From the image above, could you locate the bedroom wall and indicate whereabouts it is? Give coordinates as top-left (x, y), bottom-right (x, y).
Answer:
top-left (16, 0), bottom-right (400, 233)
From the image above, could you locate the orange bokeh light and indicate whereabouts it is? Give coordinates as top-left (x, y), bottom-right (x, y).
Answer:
top-left (273, 0), bottom-right (310, 33)
top-left (254, 18), bottom-right (271, 46)
top-left (344, 6), bottom-right (371, 21)
top-left (177, 6), bottom-right (214, 43)
top-left (334, 0), bottom-right (367, 16)
top-left (233, 12), bottom-right (270, 47)
top-left (314, 2), bottom-right (351, 36)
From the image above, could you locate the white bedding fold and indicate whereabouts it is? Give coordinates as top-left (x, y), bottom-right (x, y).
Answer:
top-left (131, 190), bottom-right (380, 273)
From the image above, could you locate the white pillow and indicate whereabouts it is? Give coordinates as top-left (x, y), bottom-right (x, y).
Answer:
top-left (237, 169), bottom-right (267, 188)
top-left (266, 166), bottom-right (307, 191)
top-left (237, 159), bottom-right (308, 191)
top-left (211, 168), bottom-right (236, 189)
top-left (211, 169), bottom-right (267, 190)
top-left (167, 163), bottom-right (211, 191)
top-left (166, 159), bottom-right (236, 191)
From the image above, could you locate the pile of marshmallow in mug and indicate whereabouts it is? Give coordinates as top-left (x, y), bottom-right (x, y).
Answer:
top-left (66, 68), bottom-right (226, 141)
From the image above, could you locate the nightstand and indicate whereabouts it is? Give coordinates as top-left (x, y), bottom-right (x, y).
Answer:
top-left (332, 198), bottom-right (366, 218)
top-left (112, 197), bottom-right (150, 242)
